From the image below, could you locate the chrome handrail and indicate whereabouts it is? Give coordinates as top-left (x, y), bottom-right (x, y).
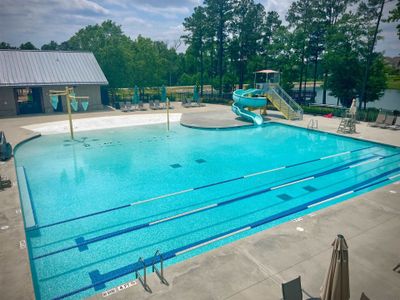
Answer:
top-left (152, 250), bottom-right (169, 286)
top-left (136, 257), bottom-right (152, 293)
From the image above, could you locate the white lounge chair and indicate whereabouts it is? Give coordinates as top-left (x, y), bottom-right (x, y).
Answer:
top-left (369, 112), bottom-right (386, 127)
top-left (389, 117), bottom-right (400, 130)
top-left (119, 102), bottom-right (128, 112)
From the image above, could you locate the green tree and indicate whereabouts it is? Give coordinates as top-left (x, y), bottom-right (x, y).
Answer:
top-left (204, 0), bottom-right (233, 95)
top-left (183, 6), bottom-right (208, 95)
top-left (360, 53), bottom-right (387, 103)
top-left (358, 0), bottom-right (387, 108)
top-left (19, 42), bottom-right (37, 50)
top-left (67, 20), bottom-right (134, 88)
top-left (41, 41), bottom-right (59, 50)
top-left (287, 0), bottom-right (315, 102)
top-left (0, 42), bottom-right (16, 49)
top-left (261, 11), bottom-right (283, 68)
top-left (230, 0), bottom-right (265, 88)
top-left (320, 0), bottom-right (355, 104)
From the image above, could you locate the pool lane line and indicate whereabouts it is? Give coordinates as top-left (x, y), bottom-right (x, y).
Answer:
top-left (52, 167), bottom-right (400, 300)
top-left (32, 153), bottom-right (396, 261)
top-left (28, 146), bottom-right (375, 232)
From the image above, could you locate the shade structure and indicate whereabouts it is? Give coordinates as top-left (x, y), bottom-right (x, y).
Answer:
top-left (349, 99), bottom-right (357, 116)
top-left (161, 85), bottom-right (167, 102)
top-left (193, 85), bottom-right (199, 101)
top-left (320, 234), bottom-right (350, 300)
top-left (133, 85), bottom-right (140, 104)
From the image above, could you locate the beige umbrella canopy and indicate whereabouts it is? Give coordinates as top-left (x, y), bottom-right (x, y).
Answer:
top-left (320, 234), bottom-right (350, 300)
top-left (349, 99), bottom-right (357, 116)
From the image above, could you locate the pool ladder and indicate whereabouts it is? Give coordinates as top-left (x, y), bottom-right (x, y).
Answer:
top-left (307, 119), bottom-right (318, 130)
top-left (135, 250), bottom-right (169, 293)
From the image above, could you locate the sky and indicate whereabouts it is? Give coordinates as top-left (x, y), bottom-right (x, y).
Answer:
top-left (0, 0), bottom-right (399, 56)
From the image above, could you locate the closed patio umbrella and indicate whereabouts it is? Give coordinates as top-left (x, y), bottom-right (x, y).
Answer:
top-left (193, 85), bottom-right (199, 101)
top-left (161, 85), bottom-right (167, 103)
top-left (133, 85), bottom-right (139, 104)
top-left (349, 99), bottom-right (357, 117)
top-left (320, 234), bottom-right (350, 300)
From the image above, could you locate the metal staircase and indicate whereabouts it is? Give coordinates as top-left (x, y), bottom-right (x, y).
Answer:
top-left (266, 85), bottom-right (303, 120)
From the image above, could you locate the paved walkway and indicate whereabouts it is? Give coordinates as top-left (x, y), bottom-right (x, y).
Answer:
top-left (0, 103), bottom-right (399, 300)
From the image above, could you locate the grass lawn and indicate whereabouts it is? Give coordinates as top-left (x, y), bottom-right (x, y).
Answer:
top-left (387, 75), bottom-right (400, 90)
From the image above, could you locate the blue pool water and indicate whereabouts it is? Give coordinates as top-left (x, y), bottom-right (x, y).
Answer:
top-left (14, 123), bottom-right (400, 300)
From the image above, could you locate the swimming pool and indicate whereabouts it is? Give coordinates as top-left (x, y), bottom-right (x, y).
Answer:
top-left (14, 122), bottom-right (400, 300)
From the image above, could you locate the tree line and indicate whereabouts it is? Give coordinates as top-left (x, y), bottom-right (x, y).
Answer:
top-left (1, 0), bottom-right (399, 108)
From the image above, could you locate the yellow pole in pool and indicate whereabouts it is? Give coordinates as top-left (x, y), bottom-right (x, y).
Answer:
top-left (166, 97), bottom-right (170, 131)
top-left (66, 86), bottom-right (74, 139)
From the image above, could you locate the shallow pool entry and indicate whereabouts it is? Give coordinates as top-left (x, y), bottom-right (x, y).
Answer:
top-left (14, 123), bottom-right (400, 300)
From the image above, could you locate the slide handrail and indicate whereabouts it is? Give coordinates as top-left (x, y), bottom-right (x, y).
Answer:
top-left (271, 85), bottom-right (303, 120)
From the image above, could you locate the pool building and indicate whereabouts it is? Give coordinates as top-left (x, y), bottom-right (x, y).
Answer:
top-left (0, 50), bottom-right (108, 116)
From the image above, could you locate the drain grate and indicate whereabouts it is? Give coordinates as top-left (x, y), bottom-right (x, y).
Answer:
top-left (277, 194), bottom-right (293, 201)
top-left (303, 185), bottom-right (317, 192)
top-left (195, 159), bottom-right (206, 164)
top-left (170, 163), bottom-right (182, 169)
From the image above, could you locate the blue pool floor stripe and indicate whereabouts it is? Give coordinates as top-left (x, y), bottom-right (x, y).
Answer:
top-left (52, 167), bottom-right (400, 300)
top-left (28, 146), bottom-right (375, 232)
top-left (33, 153), bottom-right (398, 261)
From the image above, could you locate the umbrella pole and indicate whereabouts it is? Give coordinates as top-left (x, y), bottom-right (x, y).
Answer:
top-left (166, 98), bottom-right (170, 131)
top-left (66, 87), bottom-right (74, 140)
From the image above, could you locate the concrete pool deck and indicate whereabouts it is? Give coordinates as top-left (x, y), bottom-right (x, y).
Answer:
top-left (0, 103), bottom-right (399, 300)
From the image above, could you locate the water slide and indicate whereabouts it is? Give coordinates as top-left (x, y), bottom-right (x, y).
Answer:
top-left (232, 89), bottom-right (266, 125)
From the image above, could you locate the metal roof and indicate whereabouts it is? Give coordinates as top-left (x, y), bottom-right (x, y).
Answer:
top-left (0, 50), bottom-right (108, 87)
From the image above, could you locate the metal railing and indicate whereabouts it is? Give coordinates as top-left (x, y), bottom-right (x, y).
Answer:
top-left (136, 257), bottom-right (152, 293)
top-left (152, 250), bottom-right (169, 286)
top-left (271, 85), bottom-right (303, 120)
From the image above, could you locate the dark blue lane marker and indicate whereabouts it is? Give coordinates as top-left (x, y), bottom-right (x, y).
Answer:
top-left (33, 154), bottom-right (392, 260)
top-left (195, 159), bottom-right (206, 164)
top-left (303, 185), bottom-right (317, 192)
top-left (277, 194), bottom-right (293, 201)
top-left (170, 164), bottom-right (182, 169)
top-left (26, 145), bottom-right (377, 232)
top-left (52, 166), bottom-right (400, 300)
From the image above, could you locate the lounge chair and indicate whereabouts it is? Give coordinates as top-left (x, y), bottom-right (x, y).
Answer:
top-left (183, 99), bottom-right (193, 108)
top-left (0, 131), bottom-right (12, 161)
top-left (154, 100), bottom-right (163, 110)
top-left (149, 100), bottom-right (156, 110)
top-left (194, 97), bottom-right (205, 107)
top-left (369, 112), bottom-right (386, 127)
top-left (119, 102), bottom-right (128, 112)
top-left (389, 117), bottom-right (400, 130)
top-left (125, 102), bottom-right (134, 112)
top-left (378, 114), bottom-right (395, 128)
top-left (281, 276), bottom-right (317, 300)
top-left (0, 175), bottom-right (12, 189)
top-left (137, 101), bottom-right (147, 111)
